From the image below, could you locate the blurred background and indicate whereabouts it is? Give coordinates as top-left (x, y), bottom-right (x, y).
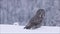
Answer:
top-left (0, 0), bottom-right (60, 26)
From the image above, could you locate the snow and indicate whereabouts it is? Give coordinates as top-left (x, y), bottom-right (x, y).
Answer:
top-left (0, 24), bottom-right (60, 33)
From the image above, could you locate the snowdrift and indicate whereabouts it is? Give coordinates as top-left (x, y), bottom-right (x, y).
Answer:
top-left (0, 24), bottom-right (60, 33)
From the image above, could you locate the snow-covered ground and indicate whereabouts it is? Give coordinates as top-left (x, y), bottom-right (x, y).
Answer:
top-left (0, 24), bottom-right (60, 34)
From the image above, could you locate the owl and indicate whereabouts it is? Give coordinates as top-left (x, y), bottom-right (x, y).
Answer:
top-left (24, 9), bottom-right (45, 29)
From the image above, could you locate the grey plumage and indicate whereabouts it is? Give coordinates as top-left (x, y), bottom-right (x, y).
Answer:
top-left (24, 9), bottom-right (45, 29)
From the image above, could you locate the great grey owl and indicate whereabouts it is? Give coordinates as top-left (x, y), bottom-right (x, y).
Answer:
top-left (24, 9), bottom-right (45, 29)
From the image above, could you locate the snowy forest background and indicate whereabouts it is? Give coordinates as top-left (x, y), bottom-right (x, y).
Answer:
top-left (0, 0), bottom-right (60, 26)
